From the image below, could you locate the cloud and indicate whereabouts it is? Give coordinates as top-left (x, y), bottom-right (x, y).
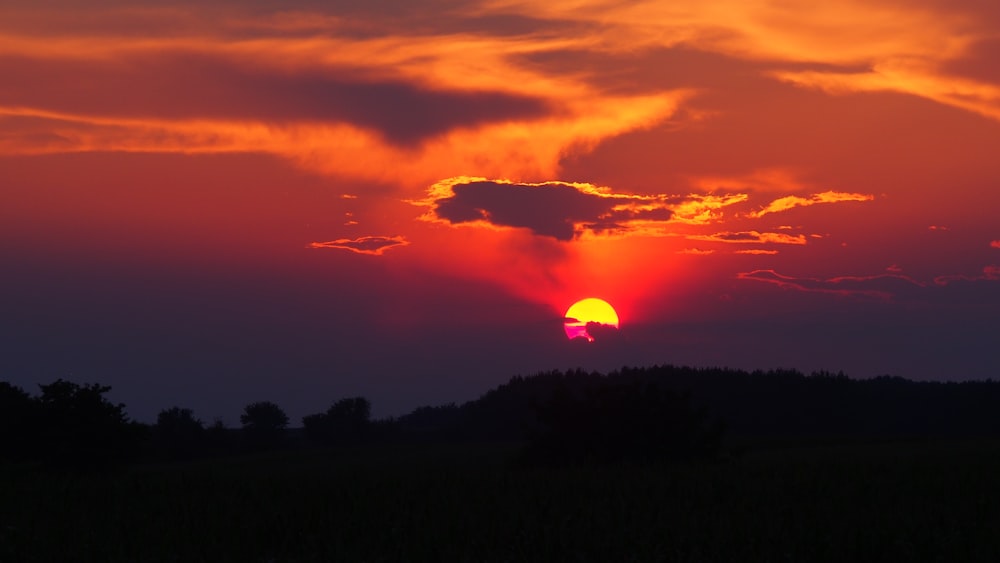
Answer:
top-left (414, 176), bottom-right (746, 241)
top-left (686, 231), bottom-right (807, 245)
top-left (737, 269), bottom-right (922, 300)
top-left (490, 0), bottom-right (1000, 123)
top-left (991, 240), bottom-right (1000, 249)
top-left (668, 193), bottom-right (749, 224)
top-left (774, 63), bottom-right (1000, 124)
top-left (750, 191), bottom-right (874, 218)
top-left (736, 249), bottom-right (779, 255)
top-left (740, 264), bottom-right (1000, 301)
top-left (678, 248), bottom-right (715, 255)
top-left (0, 14), bottom-right (688, 183)
top-left (308, 235), bottom-right (409, 256)
top-left (933, 265), bottom-right (1000, 285)
top-left (0, 52), bottom-right (550, 147)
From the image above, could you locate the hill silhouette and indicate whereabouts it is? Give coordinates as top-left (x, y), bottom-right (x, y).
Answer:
top-left (397, 366), bottom-right (1000, 445)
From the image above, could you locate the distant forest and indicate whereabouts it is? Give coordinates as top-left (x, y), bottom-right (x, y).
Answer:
top-left (3, 366), bottom-right (1000, 468)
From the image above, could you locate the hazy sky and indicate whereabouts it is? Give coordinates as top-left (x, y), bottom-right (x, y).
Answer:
top-left (2, 0), bottom-right (998, 423)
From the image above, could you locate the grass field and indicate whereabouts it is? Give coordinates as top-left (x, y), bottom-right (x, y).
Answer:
top-left (3, 439), bottom-right (1000, 562)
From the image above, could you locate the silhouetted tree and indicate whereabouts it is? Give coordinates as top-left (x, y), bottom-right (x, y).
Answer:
top-left (240, 401), bottom-right (289, 449)
top-left (153, 407), bottom-right (205, 460)
top-left (34, 379), bottom-right (145, 467)
top-left (303, 397), bottom-right (372, 446)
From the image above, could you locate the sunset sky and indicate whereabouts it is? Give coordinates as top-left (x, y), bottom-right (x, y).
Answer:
top-left (3, 0), bottom-right (998, 423)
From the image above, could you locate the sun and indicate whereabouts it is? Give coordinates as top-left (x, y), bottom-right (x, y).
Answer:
top-left (564, 298), bottom-right (620, 341)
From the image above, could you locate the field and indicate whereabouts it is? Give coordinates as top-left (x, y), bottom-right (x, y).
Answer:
top-left (3, 439), bottom-right (1000, 562)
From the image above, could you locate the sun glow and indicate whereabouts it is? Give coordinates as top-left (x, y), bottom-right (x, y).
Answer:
top-left (564, 298), bottom-right (620, 341)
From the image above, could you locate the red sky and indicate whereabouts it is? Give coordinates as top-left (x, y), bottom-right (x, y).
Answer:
top-left (2, 0), bottom-right (998, 422)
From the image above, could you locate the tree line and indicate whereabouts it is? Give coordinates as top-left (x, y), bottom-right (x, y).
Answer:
top-left (4, 365), bottom-right (1000, 468)
top-left (0, 380), bottom-right (393, 467)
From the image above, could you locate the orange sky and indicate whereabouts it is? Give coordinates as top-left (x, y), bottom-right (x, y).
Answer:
top-left (2, 0), bottom-right (998, 421)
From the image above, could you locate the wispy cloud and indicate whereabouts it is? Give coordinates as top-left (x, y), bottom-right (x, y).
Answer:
top-left (750, 191), bottom-right (874, 218)
top-left (740, 264), bottom-right (1000, 301)
top-left (737, 269), bottom-right (921, 300)
top-left (774, 63), bottom-right (1000, 123)
top-left (308, 235), bottom-right (409, 256)
top-left (487, 0), bottom-right (1000, 123)
top-left (0, 13), bottom-right (688, 184)
top-left (933, 265), bottom-right (1000, 285)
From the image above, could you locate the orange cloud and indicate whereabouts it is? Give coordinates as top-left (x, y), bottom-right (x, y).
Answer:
top-left (736, 249), bottom-right (779, 255)
top-left (308, 236), bottom-right (409, 256)
top-left (668, 194), bottom-right (749, 225)
top-left (483, 0), bottom-right (967, 62)
top-left (750, 191), bottom-right (874, 218)
top-left (774, 63), bottom-right (1000, 123)
top-left (486, 0), bottom-right (1000, 125)
top-left (0, 17), bottom-right (689, 186)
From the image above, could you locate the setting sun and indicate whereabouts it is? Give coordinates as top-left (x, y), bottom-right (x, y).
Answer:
top-left (564, 298), bottom-right (620, 341)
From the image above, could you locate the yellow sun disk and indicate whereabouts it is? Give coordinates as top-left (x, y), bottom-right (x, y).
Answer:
top-left (564, 298), bottom-right (620, 341)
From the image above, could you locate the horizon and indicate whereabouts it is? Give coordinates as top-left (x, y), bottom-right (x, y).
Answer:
top-left (6, 363), bottom-right (995, 427)
top-left (2, 0), bottom-right (998, 426)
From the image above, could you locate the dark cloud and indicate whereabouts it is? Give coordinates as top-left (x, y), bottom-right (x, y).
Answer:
top-left (713, 232), bottom-right (761, 242)
top-left (688, 231), bottom-right (807, 245)
top-left (737, 269), bottom-right (923, 300)
top-left (309, 235), bottom-right (409, 255)
top-left (0, 53), bottom-right (549, 145)
top-left (739, 265), bottom-right (1000, 302)
top-left (419, 178), bottom-right (677, 240)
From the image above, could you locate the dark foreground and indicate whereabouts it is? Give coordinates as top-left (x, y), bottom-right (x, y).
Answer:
top-left (3, 438), bottom-right (1000, 562)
